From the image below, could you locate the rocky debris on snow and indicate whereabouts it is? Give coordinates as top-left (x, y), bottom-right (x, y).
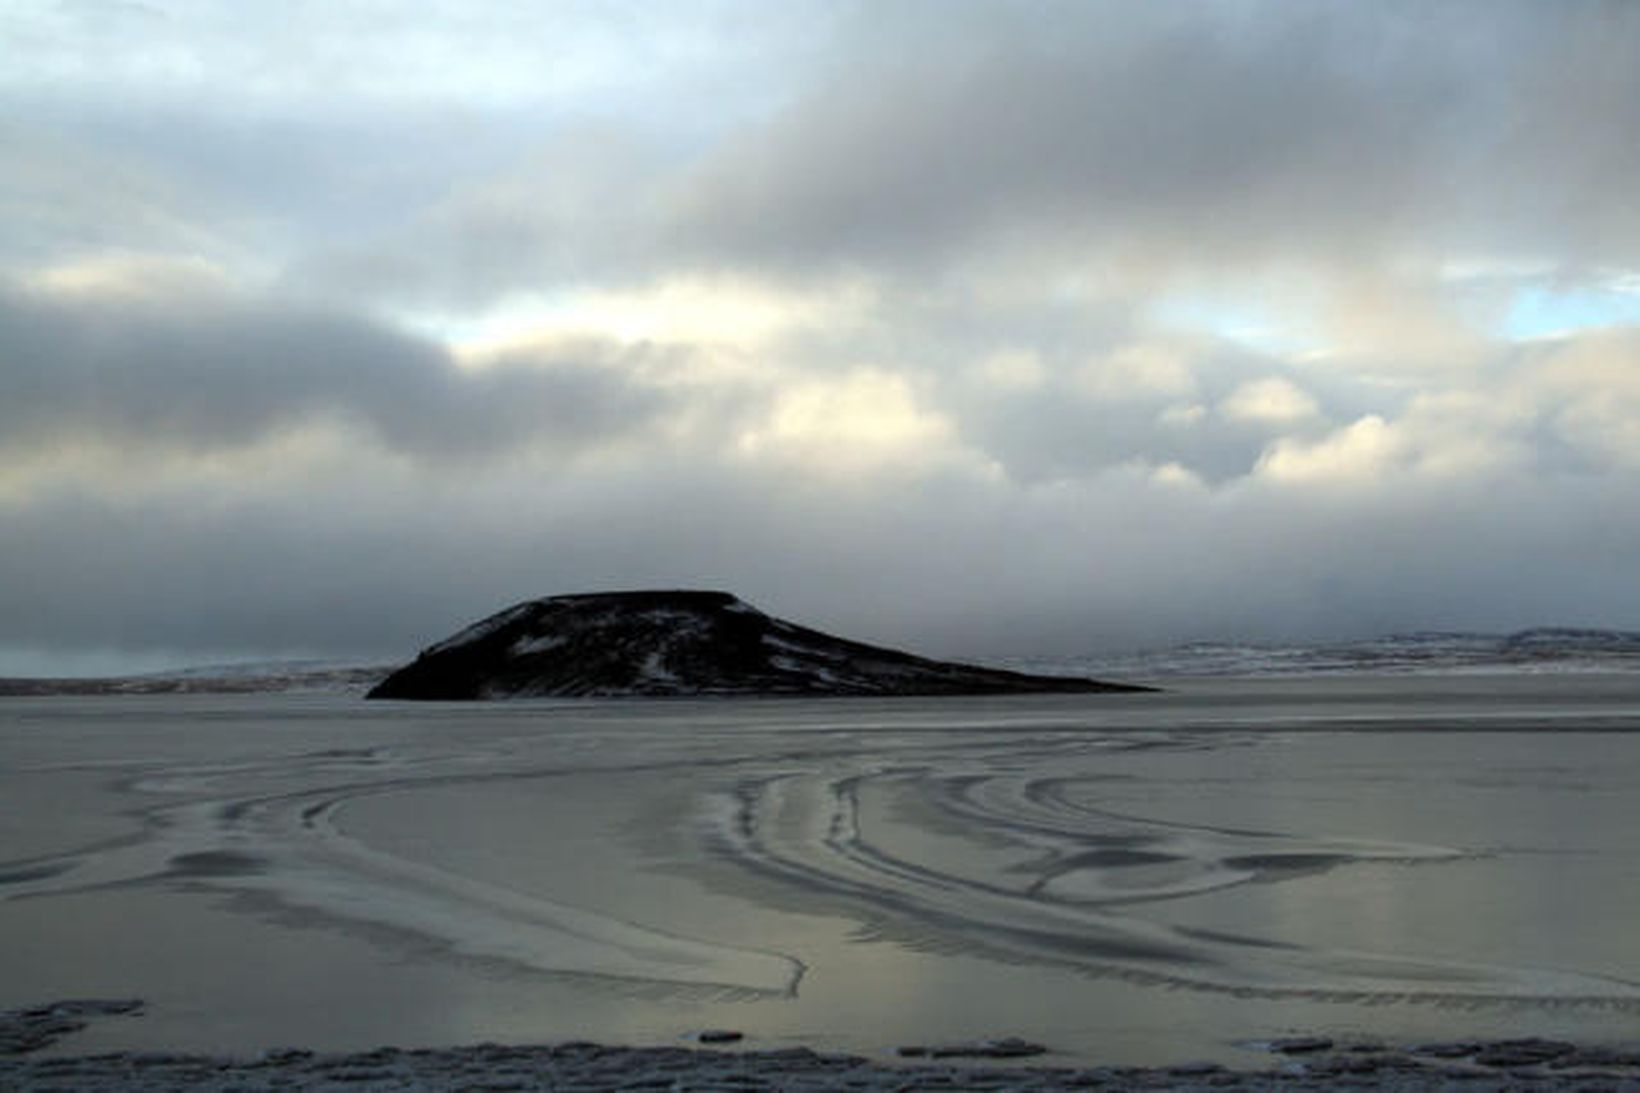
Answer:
top-left (897, 1037), bottom-right (1049, 1060)
top-left (0, 1000), bottom-right (143, 1055)
top-left (695, 1029), bottom-right (745, 1044)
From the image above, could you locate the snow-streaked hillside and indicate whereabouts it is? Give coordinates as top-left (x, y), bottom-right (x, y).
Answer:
top-left (368, 590), bottom-right (1146, 700)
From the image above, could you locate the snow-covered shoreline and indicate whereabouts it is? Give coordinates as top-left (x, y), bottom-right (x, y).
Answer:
top-left (12, 1038), bottom-right (1640, 1090)
top-left (7, 1001), bottom-right (1640, 1090)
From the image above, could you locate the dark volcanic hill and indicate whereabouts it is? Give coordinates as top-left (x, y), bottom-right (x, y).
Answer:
top-left (367, 591), bottom-right (1151, 700)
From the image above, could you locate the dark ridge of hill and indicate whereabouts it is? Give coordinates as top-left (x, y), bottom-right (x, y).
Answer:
top-left (367, 590), bottom-right (1152, 700)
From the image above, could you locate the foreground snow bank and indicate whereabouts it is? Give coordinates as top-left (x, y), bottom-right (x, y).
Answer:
top-left (8, 1000), bottom-right (1640, 1091)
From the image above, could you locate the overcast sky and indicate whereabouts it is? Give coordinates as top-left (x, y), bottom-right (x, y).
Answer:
top-left (5, 0), bottom-right (1640, 672)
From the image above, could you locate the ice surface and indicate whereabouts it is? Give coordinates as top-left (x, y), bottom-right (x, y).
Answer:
top-left (6, 678), bottom-right (1640, 1065)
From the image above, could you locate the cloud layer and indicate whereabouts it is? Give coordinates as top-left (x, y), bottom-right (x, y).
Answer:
top-left (4, 1), bottom-right (1640, 668)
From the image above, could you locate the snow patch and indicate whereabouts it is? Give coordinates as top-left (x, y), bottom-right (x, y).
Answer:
top-left (425, 603), bottom-right (538, 656)
top-left (763, 632), bottom-right (839, 662)
top-left (510, 633), bottom-right (566, 658)
top-left (770, 654), bottom-right (838, 684)
top-left (638, 650), bottom-right (678, 683)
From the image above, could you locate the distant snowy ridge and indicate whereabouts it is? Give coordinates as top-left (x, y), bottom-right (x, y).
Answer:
top-left (368, 590), bottom-right (1147, 700)
top-left (1003, 627), bottom-right (1640, 680)
top-left (11, 625), bottom-right (1633, 698)
top-left (0, 660), bottom-right (391, 696)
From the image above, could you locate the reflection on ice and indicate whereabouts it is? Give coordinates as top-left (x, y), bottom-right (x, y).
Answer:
top-left (707, 762), bottom-right (1640, 1001)
top-left (6, 760), bottom-right (803, 997)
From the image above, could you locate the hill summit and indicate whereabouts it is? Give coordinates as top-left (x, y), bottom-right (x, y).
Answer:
top-left (367, 590), bottom-right (1149, 699)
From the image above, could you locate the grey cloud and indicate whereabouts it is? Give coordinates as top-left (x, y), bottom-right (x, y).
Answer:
top-left (761, 285), bottom-right (1390, 484)
top-left (294, 126), bottom-right (674, 309)
top-left (0, 282), bottom-right (673, 461)
top-left (15, 3), bottom-right (1640, 308)
top-left (1, 310), bottom-right (1636, 665)
top-left (939, 341), bottom-right (1390, 485)
top-left (0, 1), bottom-right (828, 116)
top-left (1, 101), bottom-right (585, 283)
top-left (948, 391), bottom-right (1281, 487)
top-left (0, 121), bottom-right (236, 266)
top-left (1, 4), bottom-right (836, 307)
top-left (6, 1), bottom-right (1640, 673)
top-left (669, 2), bottom-right (1640, 277)
top-left (4, 441), bottom-right (1640, 665)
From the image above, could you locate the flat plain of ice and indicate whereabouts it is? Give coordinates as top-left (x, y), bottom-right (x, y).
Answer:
top-left (4, 674), bottom-right (1640, 1070)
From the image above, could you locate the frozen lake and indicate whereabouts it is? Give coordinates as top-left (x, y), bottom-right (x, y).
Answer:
top-left (4, 675), bottom-right (1640, 1066)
